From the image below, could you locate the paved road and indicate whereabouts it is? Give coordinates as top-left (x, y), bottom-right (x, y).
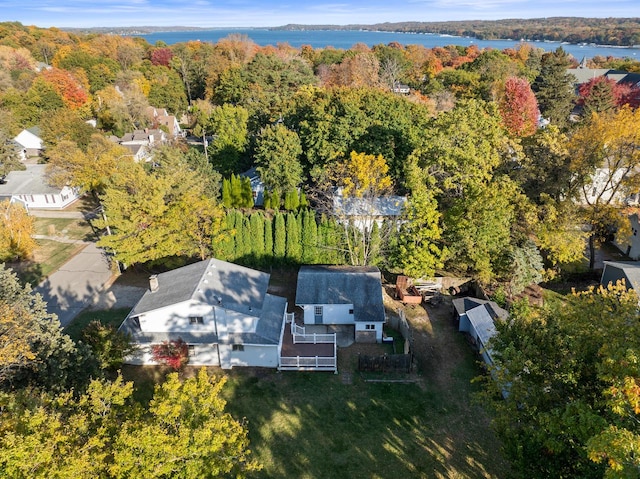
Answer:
top-left (35, 243), bottom-right (115, 327)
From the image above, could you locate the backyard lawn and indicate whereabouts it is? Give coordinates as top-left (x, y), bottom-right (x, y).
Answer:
top-left (119, 296), bottom-right (510, 479)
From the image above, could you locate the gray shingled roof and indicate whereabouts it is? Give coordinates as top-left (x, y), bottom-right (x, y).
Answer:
top-left (452, 296), bottom-right (508, 321)
top-left (0, 164), bottom-right (62, 196)
top-left (296, 265), bottom-right (385, 323)
top-left (601, 261), bottom-right (640, 291)
top-left (466, 306), bottom-right (497, 348)
top-left (129, 258), bottom-right (270, 317)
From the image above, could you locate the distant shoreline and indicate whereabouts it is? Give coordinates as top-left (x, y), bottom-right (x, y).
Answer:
top-left (62, 17), bottom-right (640, 48)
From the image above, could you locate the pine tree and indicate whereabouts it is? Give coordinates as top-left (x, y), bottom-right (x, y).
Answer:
top-left (285, 212), bottom-right (301, 263)
top-left (241, 177), bottom-right (254, 208)
top-left (249, 212), bottom-right (265, 262)
top-left (532, 47), bottom-right (576, 128)
top-left (230, 174), bottom-right (243, 207)
top-left (264, 214), bottom-right (274, 261)
top-left (284, 189), bottom-right (300, 211)
top-left (216, 211), bottom-right (236, 260)
top-left (301, 209), bottom-right (318, 264)
top-left (299, 189), bottom-right (309, 209)
top-left (270, 189), bottom-right (281, 211)
top-left (263, 190), bottom-right (272, 210)
top-left (221, 178), bottom-right (232, 208)
top-left (580, 77), bottom-right (616, 116)
top-left (273, 212), bottom-right (286, 262)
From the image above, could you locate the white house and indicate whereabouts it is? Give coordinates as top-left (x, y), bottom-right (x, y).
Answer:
top-left (119, 258), bottom-right (288, 369)
top-left (295, 265), bottom-right (386, 343)
top-left (13, 127), bottom-right (44, 160)
top-left (452, 297), bottom-right (508, 367)
top-left (0, 164), bottom-right (80, 210)
top-left (333, 188), bottom-right (407, 231)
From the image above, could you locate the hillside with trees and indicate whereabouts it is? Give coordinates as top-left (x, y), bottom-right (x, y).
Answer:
top-left (1, 20), bottom-right (640, 478)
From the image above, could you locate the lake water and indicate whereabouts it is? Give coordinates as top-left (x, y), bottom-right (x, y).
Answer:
top-left (139, 28), bottom-right (640, 60)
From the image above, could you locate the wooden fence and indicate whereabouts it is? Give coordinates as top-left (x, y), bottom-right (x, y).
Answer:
top-left (358, 353), bottom-right (412, 373)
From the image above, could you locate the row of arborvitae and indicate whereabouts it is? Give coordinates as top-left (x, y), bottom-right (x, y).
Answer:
top-left (216, 209), bottom-right (349, 267)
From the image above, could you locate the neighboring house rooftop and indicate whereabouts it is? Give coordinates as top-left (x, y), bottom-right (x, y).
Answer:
top-left (0, 164), bottom-right (61, 196)
top-left (296, 265), bottom-right (385, 323)
top-left (333, 190), bottom-right (407, 218)
top-left (466, 305), bottom-right (498, 349)
top-left (601, 261), bottom-right (640, 291)
top-left (452, 297), bottom-right (509, 321)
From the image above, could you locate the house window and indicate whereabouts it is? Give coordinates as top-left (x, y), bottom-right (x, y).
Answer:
top-left (189, 316), bottom-right (204, 324)
top-left (365, 324), bottom-right (376, 330)
top-left (188, 345), bottom-right (196, 356)
top-left (232, 344), bottom-right (244, 352)
top-left (349, 309), bottom-right (354, 315)
top-left (314, 306), bottom-right (323, 316)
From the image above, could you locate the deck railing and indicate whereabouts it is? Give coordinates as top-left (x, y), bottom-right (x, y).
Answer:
top-left (291, 322), bottom-right (336, 344)
top-left (279, 355), bottom-right (337, 372)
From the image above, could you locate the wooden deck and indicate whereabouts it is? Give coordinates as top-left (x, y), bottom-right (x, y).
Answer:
top-left (279, 321), bottom-right (337, 372)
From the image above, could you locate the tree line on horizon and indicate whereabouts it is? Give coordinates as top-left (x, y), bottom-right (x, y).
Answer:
top-left (277, 17), bottom-right (640, 47)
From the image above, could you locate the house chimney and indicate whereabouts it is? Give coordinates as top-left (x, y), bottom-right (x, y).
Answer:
top-left (149, 275), bottom-right (159, 292)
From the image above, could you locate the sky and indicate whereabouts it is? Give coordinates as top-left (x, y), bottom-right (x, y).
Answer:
top-left (2, 0), bottom-right (638, 29)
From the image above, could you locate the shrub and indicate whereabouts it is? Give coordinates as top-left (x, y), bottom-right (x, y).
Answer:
top-left (151, 338), bottom-right (189, 370)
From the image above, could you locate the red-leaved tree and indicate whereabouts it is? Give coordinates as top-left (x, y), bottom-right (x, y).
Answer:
top-left (499, 76), bottom-right (540, 137)
top-left (151, 338), bottom-right (189, 370)
top-left (579, 76), bottom-right (640, 109)
top-left (150, 47), bottom-right (173, 67)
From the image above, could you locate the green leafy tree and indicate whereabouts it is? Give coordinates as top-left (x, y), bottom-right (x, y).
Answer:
top-left (532, 47), bottom-right (576, 128)
top-left (95, 148), bottom-right (223, 266)
top-left (255, 123), bottom-right (304, 195)
top-left (0, 369), bottom-right (260, 478)
top-left (484, 284), bottom-right (640, 479)
top-left (208, 104), bottom-right (249, 175)
top-left (81, 321), bottom-right (136, 371)
top-left (0, 264), bottom-right (95, 391)
top-left (391, 164), bottom-right (445, 279)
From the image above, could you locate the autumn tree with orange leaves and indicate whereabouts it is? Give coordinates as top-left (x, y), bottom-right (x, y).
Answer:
top-left (499, 76), bottom-right (539, 137)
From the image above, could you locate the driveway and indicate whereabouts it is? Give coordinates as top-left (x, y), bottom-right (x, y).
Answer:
top-left (35, 243), bottom-right (115, 327)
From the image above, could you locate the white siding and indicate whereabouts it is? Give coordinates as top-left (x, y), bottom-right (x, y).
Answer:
top-left (355, 321), bottom-right (383, 342)
top-left (137, 300), bottom-right (218, 335)
top-left (218, 344), bottom-right (279, 369)
top-left (125, 343), bottom-right (221, 366)
top-left (300, 303), bottom-right (354, 325)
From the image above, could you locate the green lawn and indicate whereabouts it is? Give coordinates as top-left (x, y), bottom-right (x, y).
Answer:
top-left (64, 308), bottom-right (129, 342)
top-left (119, 355), bottom-right (506, 479)
top-left (34, 217), bottom-right (96, 241)
top-left (220, 363), bottom-right (502, 479)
